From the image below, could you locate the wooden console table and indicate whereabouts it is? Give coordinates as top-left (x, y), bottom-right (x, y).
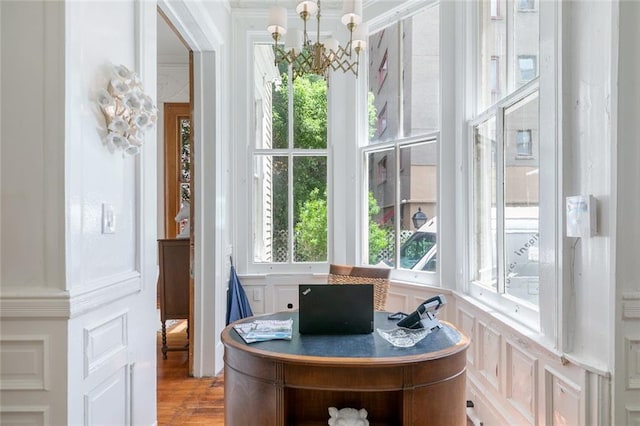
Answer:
top-left (221, 311), bottom-right (469, 426)
top-left (157, 238), bottom-right (190, 359)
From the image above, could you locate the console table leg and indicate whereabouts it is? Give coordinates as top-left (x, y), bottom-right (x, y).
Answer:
top-left (161, 321), bottom-right (168, 360)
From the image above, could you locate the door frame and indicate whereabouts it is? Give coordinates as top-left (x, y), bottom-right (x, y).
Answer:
top-left (157, 1), bottom-right (225, 377)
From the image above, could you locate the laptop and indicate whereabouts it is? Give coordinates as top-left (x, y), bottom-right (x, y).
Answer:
top-left (298, 284), bottom-right (374, 334)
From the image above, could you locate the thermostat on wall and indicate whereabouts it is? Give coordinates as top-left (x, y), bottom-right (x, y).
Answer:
top-left (566, 195), bottom-right (596, 237)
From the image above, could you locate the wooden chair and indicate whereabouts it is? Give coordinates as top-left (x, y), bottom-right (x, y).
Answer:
top-left (328, 264), bottom-right (391, 311)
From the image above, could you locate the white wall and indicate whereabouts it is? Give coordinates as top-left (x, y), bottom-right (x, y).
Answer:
top-left (561, 0), bottom-right (614, 369)
top-left (614, 1), bottom-right (640, 423)
top-left (1, 1), bottom-right (158, 424)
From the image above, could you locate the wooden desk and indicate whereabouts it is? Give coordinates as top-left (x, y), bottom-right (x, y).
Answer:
top-left (221, 312), bottom-right (469, 426)
top-left (157, 238), bottom-right (190, 359)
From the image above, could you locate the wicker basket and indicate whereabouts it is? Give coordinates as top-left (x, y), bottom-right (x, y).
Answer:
top-left (327, 264), bottom-right (391, 311)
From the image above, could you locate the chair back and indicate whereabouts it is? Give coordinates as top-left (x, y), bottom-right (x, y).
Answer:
top-left (328, 264), bottom-right (391, 311)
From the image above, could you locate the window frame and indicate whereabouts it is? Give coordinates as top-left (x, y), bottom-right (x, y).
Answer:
top-left (463, 0), bottom-right (561, 337)
top-left (250, 44), bottom-right (330, 269)
top-left (468, 80), bottom-right (540, 327)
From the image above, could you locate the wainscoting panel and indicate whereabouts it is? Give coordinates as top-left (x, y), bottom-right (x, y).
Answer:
top-left (457, 308), bottom-right (476, 367)
top-left (0, 406), bottom-right (49, 426)
top-left (506, 340), bottom-right (537, 424)
top-left (84, 365), bottom-right (130, 426)
top-left (626, 338), bottom-right (640, 389)
top-left (0, 336), bottom-right (49, 390)
top-left (626, 406), bottom-right (640, 425)
top-left (546, 368), bottom-right (582, 426)
top-left (478, 321), bottom-right (501, 392)
top-left (83, 313), bottom-right (128, 379)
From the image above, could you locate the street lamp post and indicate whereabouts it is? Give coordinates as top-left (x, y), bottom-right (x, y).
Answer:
top-left (412, 207), bottom-right (427, 229)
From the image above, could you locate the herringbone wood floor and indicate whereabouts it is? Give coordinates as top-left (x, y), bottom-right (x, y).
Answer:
top-left (157, 321), bottom-right (224, 425)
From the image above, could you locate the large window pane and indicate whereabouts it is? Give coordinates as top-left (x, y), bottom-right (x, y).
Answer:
top-left (479, 0), bottom-right (539, 111)
top-left (253, 155), bottom-right (288, 263)
top-left (399, 141), bottom-right (438, 271)
top-left (504, 92), bottom-right (539, 305)
top-left (293, 156), bottom-right (327, 262)
top-left (473, 117), bottom-right (497, 287)
top-left (255, 45), bottom-right (288, 149)
top-left (402, 6), bottom-right (440, 138)
top-left (368, 5), bottom-right (440, 143)
top-left (366, 149), bottom-right (395, 265)
top-left (293, 76), bottom-right (327, 149)
top-left (479, 0), bottom-right (507, 109)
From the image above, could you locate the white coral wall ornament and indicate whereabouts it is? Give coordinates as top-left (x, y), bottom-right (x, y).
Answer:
top-left (327, 407), bottom-right (369, 426)
top-left (97, 64), bottom-right (157, 156)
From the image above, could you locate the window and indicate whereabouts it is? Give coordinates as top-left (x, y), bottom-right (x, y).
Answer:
top-left (364, 5), bottom-right (440, 282)
top-left (377, 103), bottom-right (388, 137)
top-left (517, 55), bottom-right (537, 82)
top-left (517, 0), bottom-right (535, 12)
top-left (252, 45), bottom-right (328, 264)
top-left (478, 0), bottom-right (538, 110)
top-left (470, 0), bottom-right (543, 319)
top-left (378, 50), bottom-right (389, 90)
top-left (516, 129), bottom-right (533, 157)
top-left (490, 0), bottom-right (501, 18)
top-left (490, 56), bottom-right (500, 96)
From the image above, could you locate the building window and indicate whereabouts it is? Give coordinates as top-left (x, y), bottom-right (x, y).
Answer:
top-left (377, 103), bottom-right (388, 137)
top-left (364, 4), bottom-right (440, 284)
top-left (378, 50), bottom-right (388, 90)
top-left (490, 0), bottom-right (501, 18)
top-left (377, 156), bottom-right (388, 184)
top-left (517, 55), bottom-right (537, 82)
top-left (516, 129), bottom-right (533, 157)
top-left (490, 56), bottom-right (499, 94)
top-left (252, 45), bottom-right (328, 264)
top-left (517, 0), bottom-right (535, 12)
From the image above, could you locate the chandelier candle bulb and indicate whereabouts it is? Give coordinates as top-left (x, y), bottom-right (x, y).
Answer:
top-left (342, 0), bottom-right (363, 27)
top-left (268, 6), bottom-right (287, 38)
top-left (352, 22), bottom-right (368, 52)
top-left (296, 0), bottom-right (318, 18)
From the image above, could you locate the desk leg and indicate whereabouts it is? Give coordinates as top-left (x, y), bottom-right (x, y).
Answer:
top-left (161, 321), bottom-right (168, 360)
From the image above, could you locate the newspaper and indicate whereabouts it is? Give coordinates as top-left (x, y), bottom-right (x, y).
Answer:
top-left (233, 318), bottom-right (293, 344)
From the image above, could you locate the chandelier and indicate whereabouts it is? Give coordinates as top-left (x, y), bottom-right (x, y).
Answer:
top-left (267, 0), bottom-right (368, 80)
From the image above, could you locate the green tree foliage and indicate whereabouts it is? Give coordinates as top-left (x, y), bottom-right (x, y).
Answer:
top-left (367, 191), bottom-right (389, 264)
top-left (270, 68), bottom-right (382, 263)
top-left (294, 188), bottom-right (327, 262)
top-left (368, 91), bottom-right (378, 140)
top-left (271, 72), bottom-right (328, 241)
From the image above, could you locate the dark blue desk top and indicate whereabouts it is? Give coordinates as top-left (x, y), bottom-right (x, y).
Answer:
top-left (226, 311), bottom-right (463, 360)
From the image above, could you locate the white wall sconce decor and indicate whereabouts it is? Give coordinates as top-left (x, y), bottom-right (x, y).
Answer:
top-left (97, 64), bottom-right (157, 156)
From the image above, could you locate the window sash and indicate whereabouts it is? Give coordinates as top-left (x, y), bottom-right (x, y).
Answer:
top-left (468, 80), bottom-right (540, 325)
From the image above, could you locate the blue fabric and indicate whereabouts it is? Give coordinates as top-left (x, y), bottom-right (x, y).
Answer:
top-left (226, 265), bottom-right (253, 325)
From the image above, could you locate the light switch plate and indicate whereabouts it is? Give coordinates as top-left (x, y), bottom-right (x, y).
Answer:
top-left (102, 203), bottom-right (116, 234)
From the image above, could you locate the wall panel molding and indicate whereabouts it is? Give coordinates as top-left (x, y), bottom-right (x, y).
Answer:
top-left (69, 272), bottom-right (141, 318)
top-left (0, 272), bottom-right (140, 319)
top-left (505, 340), bottom-right (537, 424)
top-left (626, 338), bottom-right (640, 389)
top-left (84, 366), bottom-right (131, 426)
top-left (83, 312), bottom-right (129, 379)
top-left (0, 406), bottom-right (50, 426)
top-left (0, 336), bottom-right (49, 390)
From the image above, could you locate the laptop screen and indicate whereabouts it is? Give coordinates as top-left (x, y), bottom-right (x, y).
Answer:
top-left (298, 284), bottom-right (374, 334)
